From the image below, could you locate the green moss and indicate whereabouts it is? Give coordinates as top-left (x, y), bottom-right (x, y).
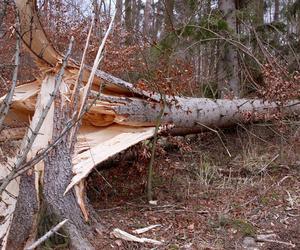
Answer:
top-left (217, 216), bottom-right (256, 237)
top-left (231, 219), bottom-right (256, 237)
top-left (168, 244), bottom-right (180, 250)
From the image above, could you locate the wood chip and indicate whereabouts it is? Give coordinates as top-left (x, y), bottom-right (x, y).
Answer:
top-left (112, 228), bottom-right (162, 245)
top-left (132, 224), bottom-right (162, 234)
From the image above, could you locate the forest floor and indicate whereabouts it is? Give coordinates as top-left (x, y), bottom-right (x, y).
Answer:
top-left (1, 122), bottom-right (299, 250)
top-left (87, 123), bottom-right (300, 250)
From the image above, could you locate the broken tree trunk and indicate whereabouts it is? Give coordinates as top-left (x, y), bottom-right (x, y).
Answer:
top-left (0, 0), bottom-right (299, 249)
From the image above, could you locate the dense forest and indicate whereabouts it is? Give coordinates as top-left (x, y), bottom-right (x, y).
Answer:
top-left (0, 0), bottom-right (299, 249)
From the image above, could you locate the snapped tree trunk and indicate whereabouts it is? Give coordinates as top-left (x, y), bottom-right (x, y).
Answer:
top-left (0, 0), bottom-right (299, 249)
top-left (42, 92), bottom-right (94, 250)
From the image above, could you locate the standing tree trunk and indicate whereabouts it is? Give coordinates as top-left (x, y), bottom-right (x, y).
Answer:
top-left (163, 0), bottom-right (174, 35)
top-left (144, 0), bottom-right (152, 36)
top-left (125, 0), bottom-right (133, 44)
top-left (92, 0), bottom-right (100, 37)
top-left (42, 94), bottom-right (93, 250)
top-left (152, 0), bottom-right (163, 39)
top-left (217, 0), bottom-right (240, 97)
top-left (254, 0), bottom-right (264, 27)
top-left (274, 0), bottom-right (279, 21)
top-left (115, 0), bottom-right (123, 26)
top-left (134, 0), bottom-right (142, 33)
top-left (4, 72), bottom-right (95, 249)
top-left (6, 174), bottom-right (38, 249)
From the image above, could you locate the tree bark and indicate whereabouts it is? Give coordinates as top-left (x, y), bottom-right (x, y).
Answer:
top-left (254, 0), bottom-right (264, 27)
top-left (163, 0), bottom-right (174, 35)
top-left (144, 0), bottom-right (152, 35)
top-left (274, 0), bottom-right (279, 22)
top-left (217, 0), bottom-right (240, 97)
top-left (125, 0), bottom-right (133, 44)
top-left (42, 90), bottom-right (94, 250)
top-left (115, 0), bottom-right (123, 26)
top-left (6, 174), bottom-right (38, 250)
top-left (93, 94), bottom-right (300, 129)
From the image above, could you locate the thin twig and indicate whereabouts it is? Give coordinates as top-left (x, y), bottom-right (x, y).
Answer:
top-left (0, 11), bottom-right (20, 131)
top-left (147, 93), bottom-right (166, 202)
top-left (25, 219), bottom-right (68, 250)
top-left (197, 122), bottom-right (231, 157)
top-left (78, 11), bottom-right (116, 117)
top-left (69, 16), bottom-right (95, 151)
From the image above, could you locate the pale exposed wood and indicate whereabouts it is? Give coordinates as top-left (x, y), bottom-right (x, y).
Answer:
top-left (65, 125), bottom-right (155, 193)
top-left (1, 76), bottom-right (57, 250)
top-left (0, 158), bottom-right (19, 250)
top-left (112, 228), bottom-right (162, 245)
top-left (132, 224), bottom-right (162, 234)
top-left (27, 75), bottom-right (56, 199)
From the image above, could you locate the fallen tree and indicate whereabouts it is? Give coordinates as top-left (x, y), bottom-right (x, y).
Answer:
top-left (0, 0), bottom-right (299, 249)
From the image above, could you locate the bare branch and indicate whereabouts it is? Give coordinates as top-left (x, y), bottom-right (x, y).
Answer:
top-left (0, 11), bottom-right (20, 130)
top-left (25, 219), bottom-right (68, 250)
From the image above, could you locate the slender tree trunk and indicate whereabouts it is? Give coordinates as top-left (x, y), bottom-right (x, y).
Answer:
top-left (152, 0), bottom-right (163, 39)
top-left (163, 0), bottom-right (174, 35)
top-left (217, 0), bottom-right (240, 97)
top-left (274, 0), bottom-right (279, 22)
top-left (254, 0), bottom-right (264, 27)
top-left (125, 0), bottom-right (133, 44)
top-left (134, 0), bottom-right (142, 33)
top-left (115, 0), bottom-right (122, 26)
top-left (93, 0), bottom-right (100, 37)
top-left (144, 0), bottom-right (151, 35)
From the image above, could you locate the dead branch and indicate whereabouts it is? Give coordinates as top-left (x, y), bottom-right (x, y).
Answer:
top-left (0, 11), bottom-right (20, 130)
top-left (25, 219), bottom-right (69, 250)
